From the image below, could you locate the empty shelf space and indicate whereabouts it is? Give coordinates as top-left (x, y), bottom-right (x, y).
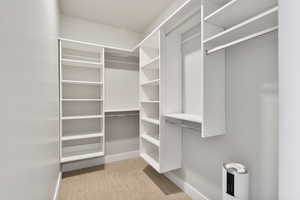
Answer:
top-left (141, 100), bottom-right (160, 104)
top-left (164, 113), bottom-right (202, 123)
top-left (204, 6), bottom-right (278, 49)
top-left (141, 56), bottom-right (160, 69)
top-left (61, 151), bottom-right (104, 163)
top-left (62, 98), bottom-right (103, 102)
top-left (141, 117), bottom-right (160, 125)
top-left (104, 108), bottom-right (140, 113)
top-left (204, 0), bottom-right (277, 28)
top-left (62, 80), bottom-right (103, 85)
top-left (140, 152), bottom-right (159, 171)
top-left (62, 115), bottom-right (103, 120)
top-left (141, 79), bottom-right (160, 86)
top-left (141, 134), bottom-right (160, 147)
top-left (62, 132), bottom-right (104, 141)
top-left (62, 58), bottom-right (103, 68)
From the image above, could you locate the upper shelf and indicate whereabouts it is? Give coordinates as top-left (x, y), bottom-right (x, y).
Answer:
top-left (62, 58), bottom-right (103, 69)
top-left (164, 113), bottom-right (202, 124)
top-left (141, 79), bottom-right (160, 86)
top-left (104, 108), bottom-right (139, 113)
top-left (205, 0), bottom-right (277, 28)
top-left (204, 6), bottom-right (278, 50)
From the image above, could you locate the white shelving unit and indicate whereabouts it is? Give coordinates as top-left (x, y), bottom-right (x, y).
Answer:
top-left (59, 39), bottom-right (105, 163)
top-left (139, 31), bottom-right (182, 173)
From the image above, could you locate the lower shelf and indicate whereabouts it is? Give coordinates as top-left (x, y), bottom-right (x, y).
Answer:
top-left (62, 132), bottom-right (104, 141)
top-left (140, 152), bottom-right (159, 172)
top-left (61, 151), bottom-right (104, 163)
top-left (141, 117), bottom-right (160, 125)
top-left (141, 134), bottom-right (160, 147)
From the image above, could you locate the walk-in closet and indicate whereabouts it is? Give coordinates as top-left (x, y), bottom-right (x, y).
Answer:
top-left (5, 0), bottom-right (300, 199)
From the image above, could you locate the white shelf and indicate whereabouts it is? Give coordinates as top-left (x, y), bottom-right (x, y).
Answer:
top-left (141, 134), bottom-right (160, 147)
top-left (62, 132), bottom-right (104, 141)
top-left (141, 79), bottom-right (160, 86)
top-left (62, 80), bottom-right (103, 86)
top-left (140, 152), bottom-right (159, 171)
top-left (204, 0), bottom-right (277, 28)
top-left (104, 108), bottom-right (139, 113)
top-left (141, 100), bottom-right (160, 104)
top-left (62, 115), bottom-right (103, 120)
top-left (62, 58), bottom-right (103, 68)
top-left (61, 151), bottom-right (104, 163)
top-left (62, 98), bottom-right (103, 102)
top-left (204, 6), bottom-right (278, 49)
top-left (141, 117), bottom-right (160, 125)
top-left (164, 113), bottom-right (202, 124)
top-left (141, 56), bottom-right (160, 69)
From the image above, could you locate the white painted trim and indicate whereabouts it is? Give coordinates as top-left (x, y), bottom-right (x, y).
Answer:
top-left (62, 150), bottom-right (139, 172)
top-left (52, 172), bottom-right (62, 200)
top-left (164, 172), bottom-right (210, 200)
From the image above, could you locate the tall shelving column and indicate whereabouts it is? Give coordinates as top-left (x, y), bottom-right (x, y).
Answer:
top-left (139, 32), bottom-right (162, 172)
top-left (59, 39), bottom-right (105, 163)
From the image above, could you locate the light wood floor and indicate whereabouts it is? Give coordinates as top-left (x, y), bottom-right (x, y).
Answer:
top-left (59, 158), bottom-right (191, 200)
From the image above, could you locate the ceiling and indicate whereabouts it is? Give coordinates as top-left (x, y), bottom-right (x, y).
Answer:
top-left (60, 0), bottom-right (176, 33)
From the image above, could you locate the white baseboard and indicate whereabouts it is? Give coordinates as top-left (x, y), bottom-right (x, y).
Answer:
top-left (62, 150), bottom-right (139, 172)
top-left (164, 172), bottom-right (210, 200)
top-left (53, 172), bottom-right (62, 200)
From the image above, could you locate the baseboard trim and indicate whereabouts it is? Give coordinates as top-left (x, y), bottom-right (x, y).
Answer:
top-left (164, 172), bottom-right (210, 200)
top-left (62, 150), bottom-right (140, 172)
top-left (53, 172), bottom-right (62, 200)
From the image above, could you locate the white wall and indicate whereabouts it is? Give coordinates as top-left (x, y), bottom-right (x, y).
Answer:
top-left (0, 0), bottom-right (60, 200)
top-left (278, 1), bottom-right (300, 199)
top-left (172, 33), bottom-right (278, 200)
top-left (60, 15), bottom-right (142, 49)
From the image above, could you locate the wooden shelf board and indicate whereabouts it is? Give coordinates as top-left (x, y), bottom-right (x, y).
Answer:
top-left (62, 115), bottom-right (103, 120)
top-left (141, 134), bottom-right (160, 147)
top-left (141, 56), bottom-right (160, 69)
top-left (62, 132), bottom-right (104, 141)
top-left (62, 80), bottom-right (103, 85)
top-left (104, 108), bottom-right (140, 113)
top-left (164, 113), bottom-right (202, 123)
top-left (62, 98), bottom-right (103, 102)
top-left (141, 100), bottom-right (160, 104)
top-left (62, 58), bottom-right (103, 68)
top-left (140, 152), bottom-right (160, 172)
top-left (141, 117), bottom-right (160, 125)
top-left (204, 6), bottom-right (278, 49)
top-left (141, 79), bottom-right (160, 86)
top-left (205, 0), bottom-right (277, 28)
top-left (61, 151), bottom-right (104, 163)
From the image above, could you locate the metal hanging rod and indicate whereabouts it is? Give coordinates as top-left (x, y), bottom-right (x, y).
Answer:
top-left (166, 119), bottom-right (201, 131)
top-left (165, 7), bottom-right (201, 36)
top-left (206, 26), bottom-right (278, 55)
top-left (105, 113), bottom-right (139, 118)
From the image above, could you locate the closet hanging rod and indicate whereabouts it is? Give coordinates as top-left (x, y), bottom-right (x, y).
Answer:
top-left (206, 26), bottom-right (278, 55)
top-left (165, 7), bottom-right (201, 36)
top-left (166, 120), bottom-right (201, 131)
top-left (105, 113), bottom-right (139, 118)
